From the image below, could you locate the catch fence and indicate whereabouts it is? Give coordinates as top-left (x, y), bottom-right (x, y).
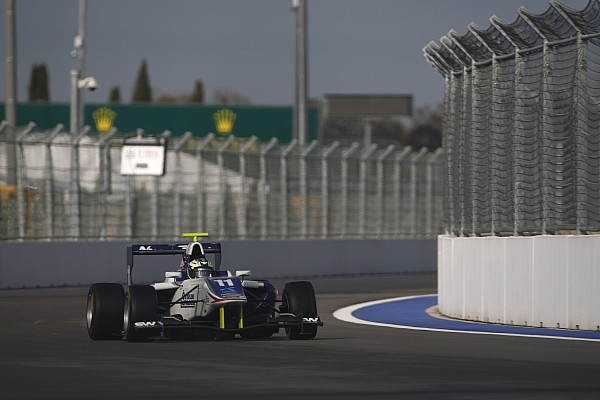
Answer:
top-left (424, 0), bottom-right (600, 236)
top-left (0, 123), bottom-right (443, 241)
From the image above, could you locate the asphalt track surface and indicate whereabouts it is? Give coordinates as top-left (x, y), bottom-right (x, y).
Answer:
top-left (2, 273), bottom-right (600, 400)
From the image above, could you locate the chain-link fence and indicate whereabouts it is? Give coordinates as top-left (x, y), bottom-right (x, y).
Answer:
top-left (424, 0), bottom-right (600, 236)
top-left (0, 122), bottom-right (444, 241)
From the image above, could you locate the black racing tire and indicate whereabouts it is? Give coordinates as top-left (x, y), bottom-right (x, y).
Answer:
top-left (123, 285), bottom-right (158, 342)
top-left (282, 281), bottom-right (318, 340)
top-left (86, 283), bottom-right (125, 340)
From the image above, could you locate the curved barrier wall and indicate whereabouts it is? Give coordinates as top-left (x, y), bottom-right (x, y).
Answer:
top-left (438, 235), bottom-right (600, 331)
top-left (0, 239), bottom-right (436, 289)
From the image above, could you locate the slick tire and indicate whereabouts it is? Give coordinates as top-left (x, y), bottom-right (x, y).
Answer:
top-left (282, 281), bottom-right (318, 340)
top-left (124, 285), bottom-right (158, 342)
top-left (86, 283), bottom-right (125, 340)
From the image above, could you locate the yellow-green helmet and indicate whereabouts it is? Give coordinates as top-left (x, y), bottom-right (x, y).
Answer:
top-left (188, 258), bottom-right (213, 278)
top-left (189, 259), bottom-right (211, 270)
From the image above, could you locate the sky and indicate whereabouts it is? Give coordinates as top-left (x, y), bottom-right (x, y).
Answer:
top-left (0, 0), bottom-right (592, 110)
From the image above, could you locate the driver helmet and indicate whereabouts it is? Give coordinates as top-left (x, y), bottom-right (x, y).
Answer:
top-left (188, 258), bottom-right (213, 278)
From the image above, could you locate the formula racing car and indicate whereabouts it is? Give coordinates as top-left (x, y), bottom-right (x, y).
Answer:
top-left (86, 233), bottom-right (323, 341)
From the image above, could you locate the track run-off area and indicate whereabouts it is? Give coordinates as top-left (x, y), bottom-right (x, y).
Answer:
top-left (336, 294), bottom-right (600, 342)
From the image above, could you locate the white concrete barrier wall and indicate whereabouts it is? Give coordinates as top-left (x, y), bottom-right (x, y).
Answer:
top-left (438, 235), bottom-right (600, 331)
top-left (0, 238), bottom-right (437, 289)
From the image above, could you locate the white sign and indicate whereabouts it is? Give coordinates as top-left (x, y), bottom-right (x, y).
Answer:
top-left (120, 145), bottom-right (166, 176)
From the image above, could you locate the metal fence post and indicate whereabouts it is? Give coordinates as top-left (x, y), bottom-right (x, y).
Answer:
top-left (299, 140), bottom-right (318, 239)
top-left (238, 136), bottom-right (258, 239)
top-left (341, 142), bottom-right (359, 238)
top-left (98, 129), bottom-right (115, 239)
top-left (358, 144), bottom-right (377, 237)
top-left (280, 140), bottom-right (297, 238)
top-left (511, 48), bottom-right (524, 237)
top-left (573, 33), bottom-right (585, 234)
top-left (149, 130), bottom-right (170, 240)
top-left (123, 129), bottom-right (143, 240)
top-left (426, 148), bottom-right (444, 235)
top-left (393, 147), bottom-right (412, 236)
top-left (44, 125), bottom-right (64, 240)
top-left (321, 141), bottom-right (339, 239)
top-left (69, 126), bottom-right (89, 240)
top-left (217, 135), bottom-right (235, 238)
top-left (259, 138), bottom-right (278, 239)
top-left (376, 145), bottom-right (395, 238)
top-left (174, 132), bottom-right (192, 237)
top-left (196, 133), bottom-right (215, 234)
top-left (410, 148), bottom-right (428, 236)
top-left (97, 128), bottom-right (116, 240)
top-left (460, 66), bottom-right (472, 237)
top-left (16, 123), bottom-right (35, 240)
top-left (124, 174), bottom-right (133, 239)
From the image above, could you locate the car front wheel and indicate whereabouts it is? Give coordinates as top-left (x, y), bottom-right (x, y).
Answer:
top-left (123, 285), bottom-right (158, 342)
top-left (282, 281), bottom-right (318, 340)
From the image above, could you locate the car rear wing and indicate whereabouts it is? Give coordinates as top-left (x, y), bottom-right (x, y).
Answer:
top-left (126, 242), bottom-right (222, 286)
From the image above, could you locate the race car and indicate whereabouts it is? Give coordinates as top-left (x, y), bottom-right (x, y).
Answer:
top-left (86, 233), bottom-right (323, 341)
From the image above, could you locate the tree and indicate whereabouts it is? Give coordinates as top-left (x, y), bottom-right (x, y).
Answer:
top-left (108, 86), bottom-right (121, 103)
top-left (213, 87), bottom-right (251, 105)
top-left (371, 119), bottom-right (406, 147)
top-left (320, 117), bottom-right (362, 146)
top-left (131, 59), bottom-right (152, 103)
top-left (412, 103), bottom-right (443, 132)
top-left (190, 80), bottom-right (204, 103)
top-left (27, 63), bottom-right (50, 102)
top-left (156, 80), bottom-right (205, 104)
top-left (405, 124), bottom-right (442, 151)
top-left (404, 102), bottom-right (443, 151)
top-left (155, 94), bottom-right (180, 104)
top-left (155, 92), bottom-right (191, 104)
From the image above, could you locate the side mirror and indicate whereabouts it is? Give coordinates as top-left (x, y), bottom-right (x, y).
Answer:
top-left (235, 270), bottom-right (252, 279)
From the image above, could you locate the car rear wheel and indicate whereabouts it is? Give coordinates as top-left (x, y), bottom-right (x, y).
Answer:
top-left (124, 285), bottom-right (158, 342)
top-left (86, 283), bottom-right (125, 340)
top-left (282, 281), bottom-right (318, 340)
